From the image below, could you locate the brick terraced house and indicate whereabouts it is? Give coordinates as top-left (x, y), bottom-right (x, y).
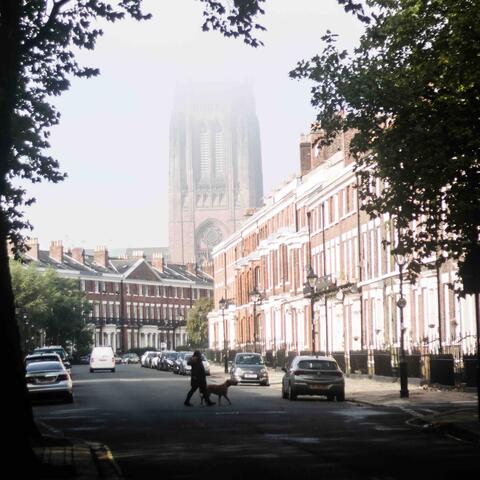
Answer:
top-left (208, 127), bottom-right (478, 384)
top-left (19, 240), bottom-right (213, 353)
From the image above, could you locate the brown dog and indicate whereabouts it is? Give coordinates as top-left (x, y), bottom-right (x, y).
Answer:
top-left (200, 379), bottom-right (235, 405)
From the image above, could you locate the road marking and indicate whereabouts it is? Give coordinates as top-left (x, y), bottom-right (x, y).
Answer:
top-left (399, 407), bottom-right (424, 418)
top-left (74, 378), bottom-right (186, 384)
top-left (215, 410), bottom-right (287, 415)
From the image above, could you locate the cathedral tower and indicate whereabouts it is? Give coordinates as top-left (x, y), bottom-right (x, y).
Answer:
top-left (169, 83), bottom-right (264, 264)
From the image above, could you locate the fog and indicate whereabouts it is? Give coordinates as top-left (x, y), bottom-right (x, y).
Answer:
top-left (25, 0), bottom-right (363, 250)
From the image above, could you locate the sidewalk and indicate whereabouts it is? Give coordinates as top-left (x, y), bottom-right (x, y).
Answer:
top-left (32, 423), bottom-right (122, 479)
top-left (211, 363), bottom-right (479, 444)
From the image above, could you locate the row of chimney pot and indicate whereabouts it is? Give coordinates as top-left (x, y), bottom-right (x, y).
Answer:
top-left (25, 239), bottom-right (166, 271)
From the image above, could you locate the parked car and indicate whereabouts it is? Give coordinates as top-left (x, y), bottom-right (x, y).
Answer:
top-left (230, 353), bottom-right (269, 386)
top-left (157, 351), bottom-right (173, 370)
top-left (90, 346), bottom-right (115, 373)
top-left (26, 352), bottom-right (71, 375)
top-left (281, 355), bottom-right (345, 401)
top-left (178, 353), bottom-right (192, 375)
top-left (25, 352), bottom-right (62, 365)
top-left (172, 352), bottom-right (189, 374)
top-left (179, 353), bottom-right (210, 376)
top-left (150, 352), bottom-right (163, 369)
top-left (202, 354), bottom-right (211, 376)
top-left (163, 351), bottom-right (179, 371)
top-left (33, 346), bottom-right (71, 372)
top-left (141, 351), bottom-right (159, 368)
top-left (115, 354), bottom-right (123, 364)
top-left (122, 353), bottom-right (139, 364)
top-left (26, 360), bottom-right (73, 403)
top-left (79, 354), bottom-right (90, 365)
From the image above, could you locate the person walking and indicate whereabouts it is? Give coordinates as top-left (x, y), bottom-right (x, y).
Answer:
top-left (184, 350), bottom-right (215, 406)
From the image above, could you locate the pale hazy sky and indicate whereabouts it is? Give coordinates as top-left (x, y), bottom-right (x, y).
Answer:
top-left (25, 0), bottom-right (363, 250)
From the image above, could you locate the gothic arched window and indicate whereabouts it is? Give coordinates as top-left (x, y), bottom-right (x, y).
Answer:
top-left (214, 124), bottom-right (225, 178)
top-left (199, 125), bottom-right (210, 180)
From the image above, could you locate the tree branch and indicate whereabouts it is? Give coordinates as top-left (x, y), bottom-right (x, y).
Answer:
top-left (23, 0), bottom-right (72, 50)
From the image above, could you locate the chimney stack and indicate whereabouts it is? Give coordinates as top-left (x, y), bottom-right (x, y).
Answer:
top-left (71, 247), bottom-right (85, 265)
top-left (300, 133), bottom-right (313, 176)
top-left (186, 261), bottom-right (197, 275)
top-left (26, 238), bottom-right (39, 261)
top-left (152, 253), bottom-right (165, 273)
top-left (201, 261), bottom-right (214, 278)
top-left (49, 240), bottom-right (64, 263)
top-left (94, 246), bottom-right (109, 268)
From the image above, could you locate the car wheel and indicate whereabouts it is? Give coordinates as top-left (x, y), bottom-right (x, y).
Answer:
top-left (90, 368), bottom-right (94, 373)
top-left (111, 368), bottom-right (115, 373)
top-left (288, 384), bottom-right (297, 401)
top-left (261, 381), bottom-right (270, 386)
top-left (336, 391), bottom-right (345, 402)
top-left (327, 394), bottom-right (335, 401)
top-left (282, 387), bottom-right (288, 399)
top-left (65, 393), bottom-right (74, 404)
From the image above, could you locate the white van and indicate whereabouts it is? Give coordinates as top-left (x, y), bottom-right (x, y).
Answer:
top-left (90, 346), bottom-right (115, 373)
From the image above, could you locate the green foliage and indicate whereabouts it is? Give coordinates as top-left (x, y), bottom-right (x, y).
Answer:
top-left (187, 297), bottom-right (213, 348)
top-left (10, 260), bottom-right (92, 354)
top-left (291, 0), bottom-right (480, 293)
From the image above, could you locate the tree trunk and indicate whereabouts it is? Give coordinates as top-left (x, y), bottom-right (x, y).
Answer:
top-left (0, 0), bottom-right (41, 472)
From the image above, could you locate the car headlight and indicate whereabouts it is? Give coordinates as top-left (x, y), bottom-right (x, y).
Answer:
top-left (260, 368), bottom-right (267, 374)
top-left (234, 367), bottom-right (243, 374)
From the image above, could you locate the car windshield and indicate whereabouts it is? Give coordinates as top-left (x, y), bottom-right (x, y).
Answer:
top-left (297, 360), bottom-right (338, 371)
top-left (236, 355), bottom-right (263, 365)
top-left (26, 362), bottom-right (64, 373)
top-left (185, 355), bottom-right (192, 361)
top-left (167, 353), bottom-right (178, 359)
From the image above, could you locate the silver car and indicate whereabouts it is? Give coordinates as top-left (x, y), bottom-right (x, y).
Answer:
top-left (281, 355), bottom-right (345, 401)
top-left (179, 353), bottom-right (210, 376)
top-left (26, 360), bottom-right (73, 403)
top-left (230, 353), bottom-right (269, 386)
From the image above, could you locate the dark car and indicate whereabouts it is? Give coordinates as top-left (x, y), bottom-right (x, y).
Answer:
top-left (281, 355), bottom-right (345, 401)
top-left (172, 352), bottom-right (189, 374)
top-left (33, 346), bottom-right (71, 372)
top-left (230, 353), bottom-right (269, 386)
top-left (163, 352), bottom-right (179, 371)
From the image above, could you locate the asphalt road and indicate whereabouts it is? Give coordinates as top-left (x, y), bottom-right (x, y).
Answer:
top-left (33, 365), bottom-right (479, 479)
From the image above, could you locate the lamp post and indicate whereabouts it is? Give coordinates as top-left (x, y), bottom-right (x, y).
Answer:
top-left (306, 267), bottom-right (318, 354)
top-left (394, 249), bottom-right (409, 399)
top-left (249, 287), bottom-right (263, 353)
top-left (137, 320), bottom-right (143, 349)
top-left (219, 297), bottom-right (229, 373)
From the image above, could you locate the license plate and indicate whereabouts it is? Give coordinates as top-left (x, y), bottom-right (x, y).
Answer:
top-left (244, 374), bottom-right (257, 379)
top-left (309, 384), bottom-right (328, 390)
top-left (36, 378), bottom-right (54, 384)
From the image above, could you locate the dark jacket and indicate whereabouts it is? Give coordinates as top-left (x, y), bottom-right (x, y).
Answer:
top-left (188, 356), bottom-right (206, 386)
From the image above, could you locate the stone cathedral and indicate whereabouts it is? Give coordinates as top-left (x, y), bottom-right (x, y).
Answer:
top-left (168, 84), bottom-right (264, 265)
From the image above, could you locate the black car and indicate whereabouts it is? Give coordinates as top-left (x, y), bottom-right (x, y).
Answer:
top-left (163, 352), bottom-right (179, 371)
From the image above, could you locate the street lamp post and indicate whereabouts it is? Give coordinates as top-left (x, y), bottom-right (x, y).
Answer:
top-left (394, 250), bottom-right (409, 399)
top-left (137, 320), bottom-right (142, 349)
top-left (249, 287), bottom-right (262, 353)
top-left (306, 267), bottom-right (318, 354)
top-left (219, 297), bottom-right (230, 373)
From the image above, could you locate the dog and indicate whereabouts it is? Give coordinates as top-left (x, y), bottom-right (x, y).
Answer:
top-left (200, 379), bottom-right (235, 406)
